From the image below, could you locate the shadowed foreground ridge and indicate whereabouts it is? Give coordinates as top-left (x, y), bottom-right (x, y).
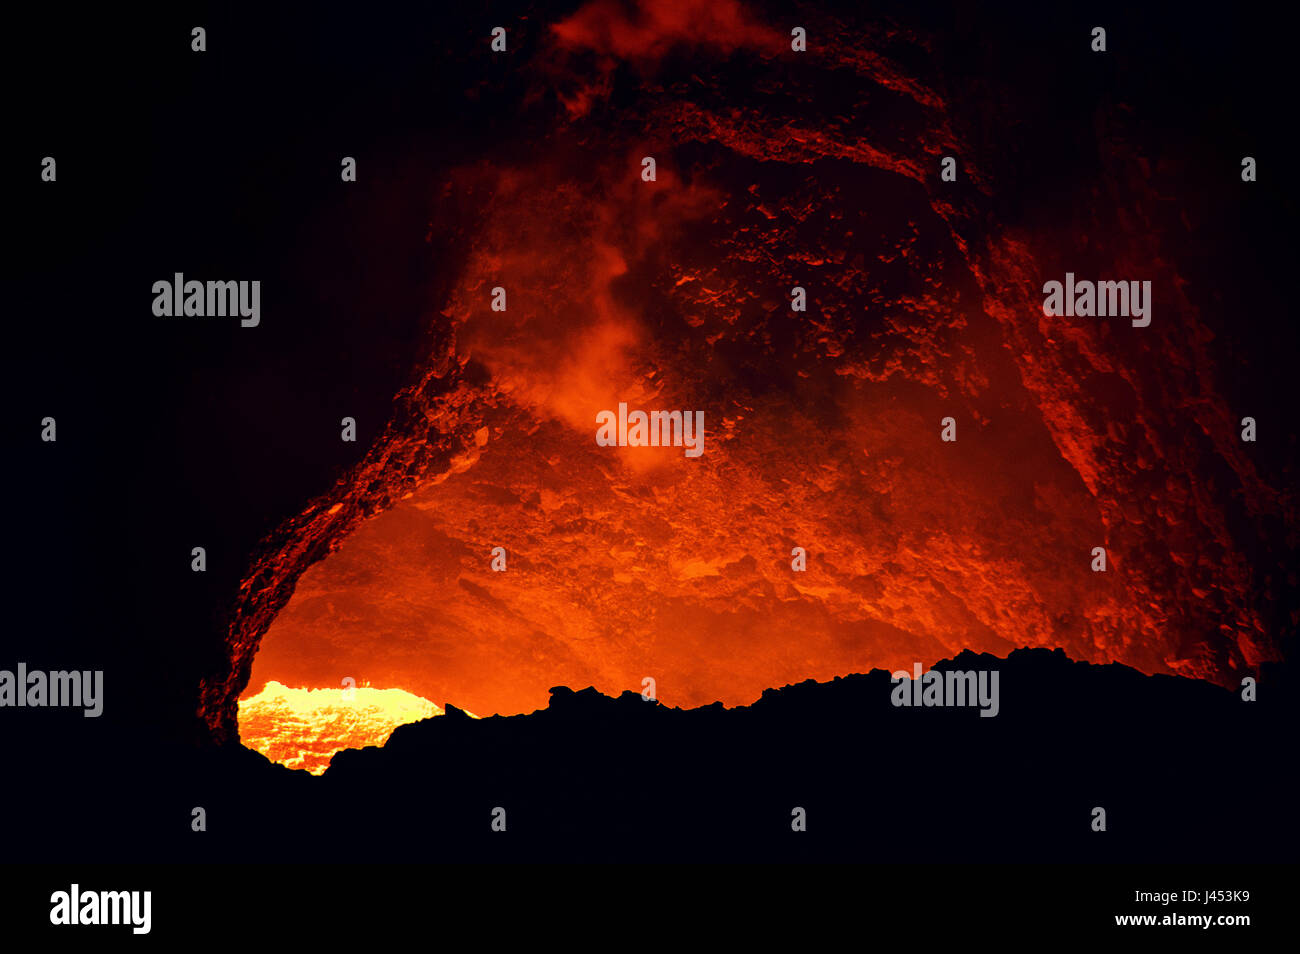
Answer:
top-left (142, 649), bottom-right (1295, 862)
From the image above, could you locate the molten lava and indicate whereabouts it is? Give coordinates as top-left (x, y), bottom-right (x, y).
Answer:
top-left (238, 681), bottom-right (444, 775)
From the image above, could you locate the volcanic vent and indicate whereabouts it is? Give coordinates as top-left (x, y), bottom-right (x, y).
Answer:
top-left (210, 0), bottom-right (1287, 771)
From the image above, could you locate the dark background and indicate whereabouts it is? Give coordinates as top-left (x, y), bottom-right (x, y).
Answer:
top-left (4, 0), bottom-right (1296, 874)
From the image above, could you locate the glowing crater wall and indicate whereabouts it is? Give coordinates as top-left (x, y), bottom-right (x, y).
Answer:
top-left (214, 0), bottom-right (1286, 763)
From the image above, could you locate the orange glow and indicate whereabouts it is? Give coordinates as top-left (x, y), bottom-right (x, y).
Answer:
top-left (238, 681), bottom-right (446, 775)
top-left (237, 150), bottom-right (1276, 738)
top-left (206, 0), bottom-right (1282, 756)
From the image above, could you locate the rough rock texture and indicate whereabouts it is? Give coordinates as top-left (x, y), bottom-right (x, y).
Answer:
top-left (200, 0), bottom-right (1292, 743)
